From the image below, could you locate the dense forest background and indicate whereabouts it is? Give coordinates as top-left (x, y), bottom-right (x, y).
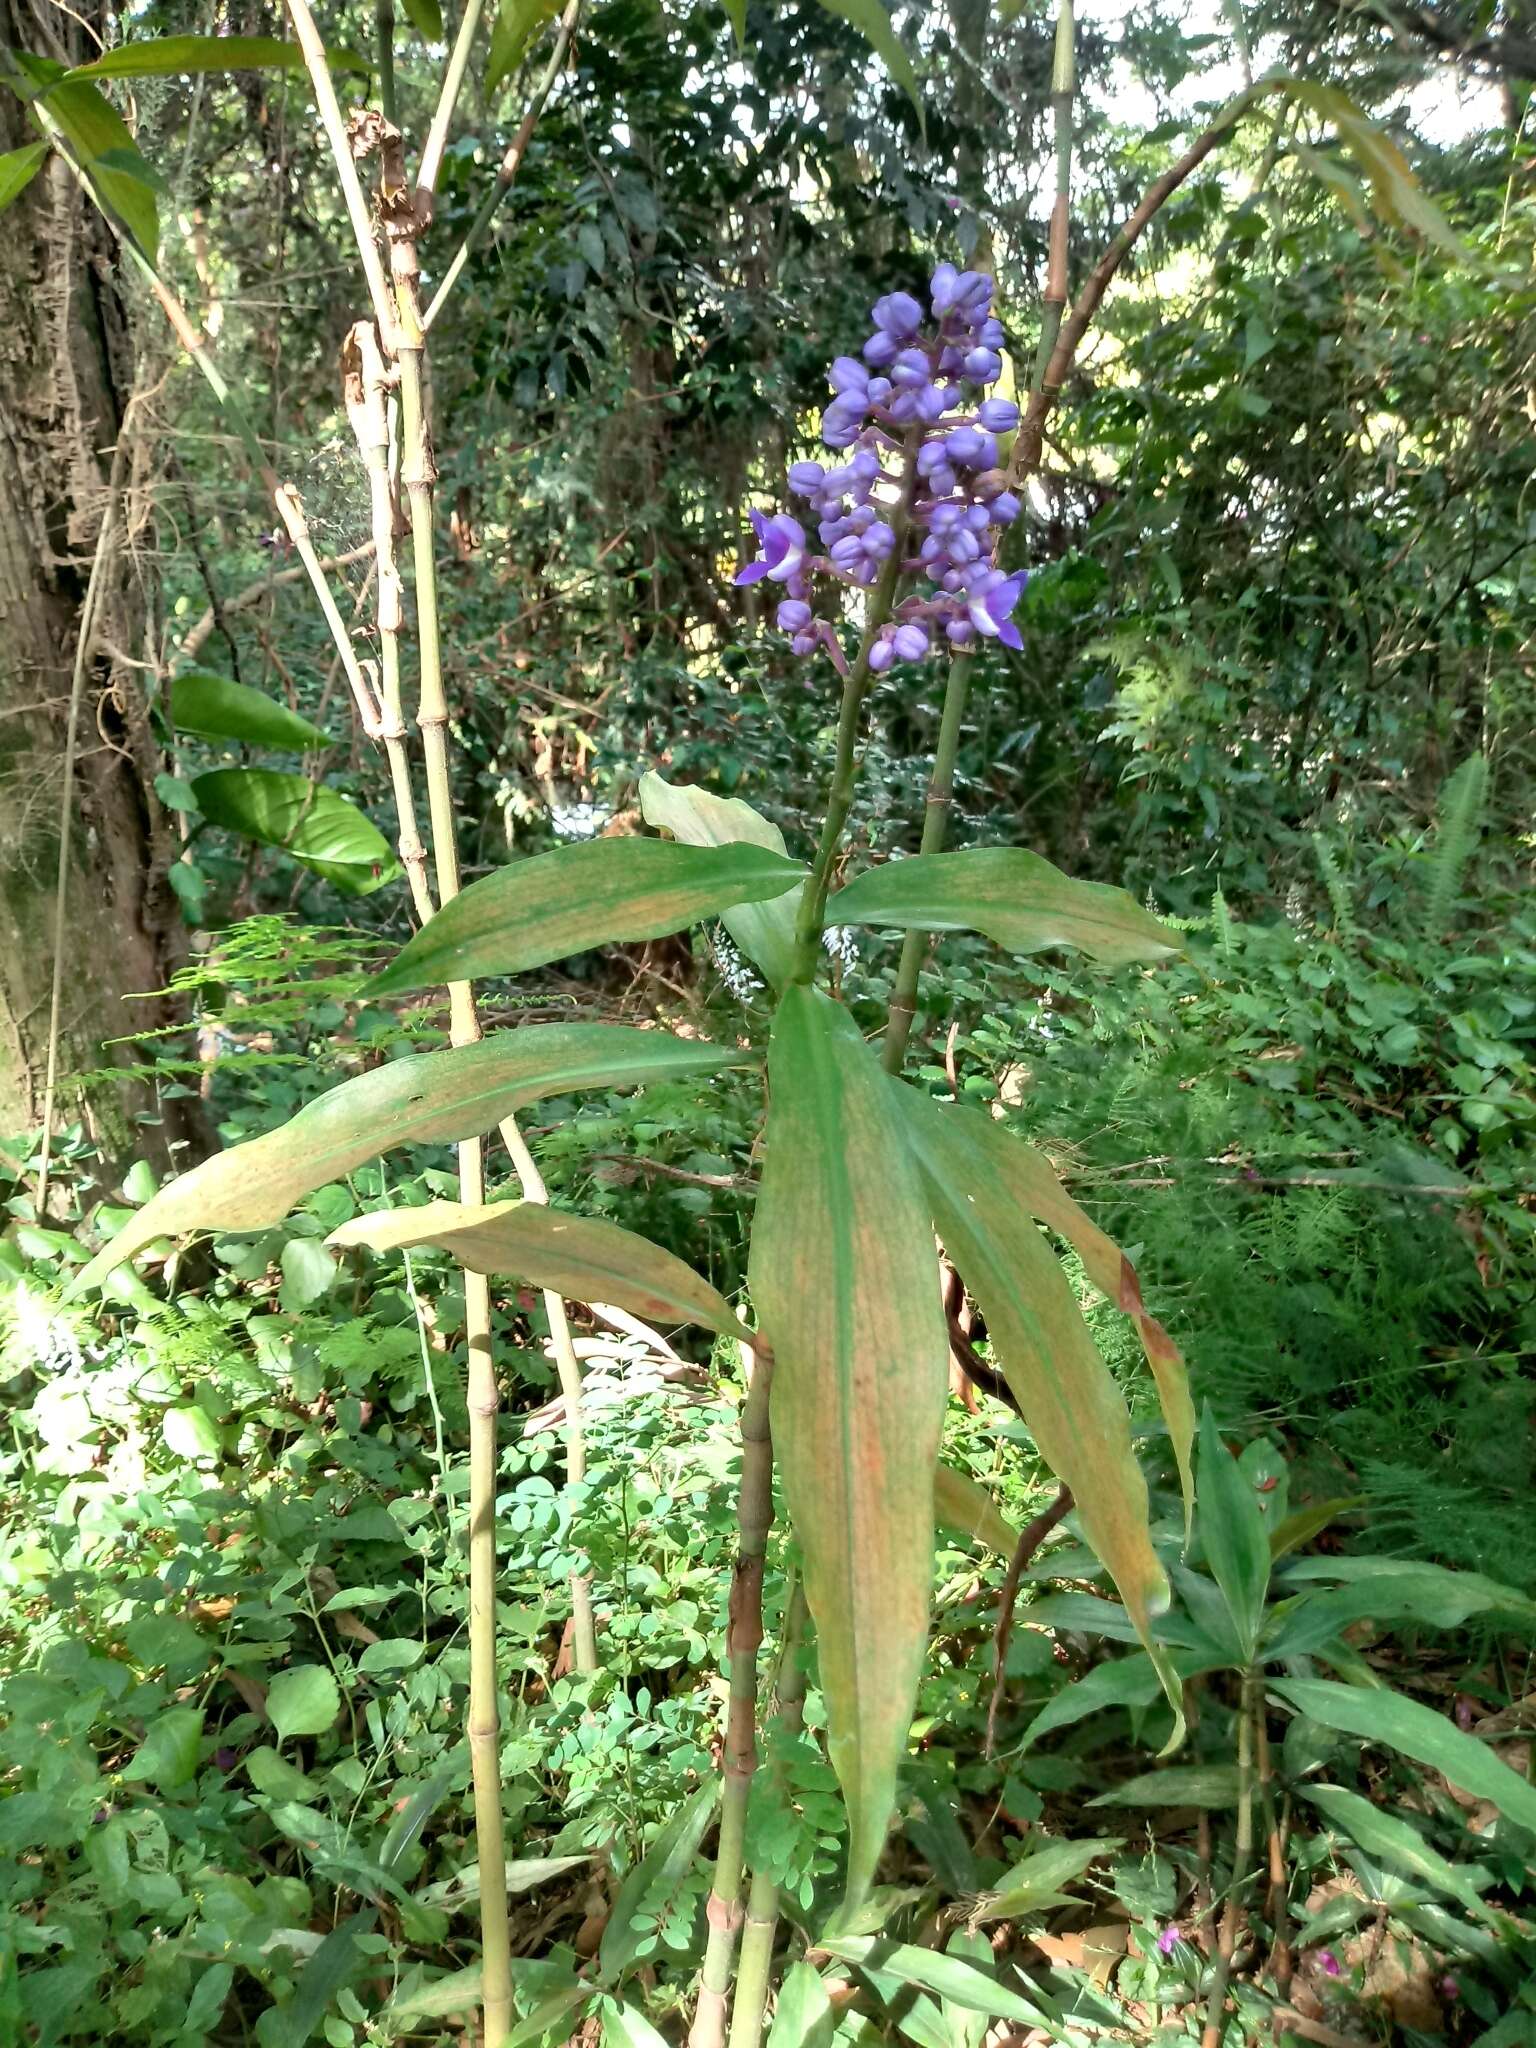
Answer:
top-left (2, 0), bottom-right (1535, 2039)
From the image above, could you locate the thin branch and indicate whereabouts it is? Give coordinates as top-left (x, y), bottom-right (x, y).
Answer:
top-left (415, 0), bottom-right (492, 218)
top-left (180, 543), bottom-right (376, 662)
top-left (983, 1485), bottom-right (1074, 1758)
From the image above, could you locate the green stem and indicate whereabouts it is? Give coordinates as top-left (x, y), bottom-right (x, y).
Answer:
top-left (376, 0), bottom-right (398, 126)
top-left (726, 1585), bottom-right (810, 2048)
top-left (790, 429), bottom-right (923, 981)
top-left (879, 649), bottom-right (973, 1073)
top-left (423, 0), bottom-right (584, 331)
top-left (690, 1347), bottom-right (776, 2048)
top-left (1200, 1667), bottom-right (1257, 2048)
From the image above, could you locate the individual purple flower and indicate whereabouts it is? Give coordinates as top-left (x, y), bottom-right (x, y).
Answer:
top-left (735, 511), bottom-right (808, 586)
top-left (1155, 1925), bottom-right (1185, 1956)
top-left (966, 567), bottom-right (1028, 647)
top-left (1314, 1949), bottom-right (1342, 1979)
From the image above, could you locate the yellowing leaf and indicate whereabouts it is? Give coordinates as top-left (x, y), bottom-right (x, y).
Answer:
top-left (830, 849), bottom-right (1179, 968)
top-left (938, 1113), bottom-right (1194, 1531)
top-left (750, 986), bottom-right (950, 1901)
top-left (639, 770), bottom-right (804, 987)
top-left (370, 837), bottom-right (806, 994)
top-left (331, 1199), bottom-right (739, 1336)
top-left (71, 1026), bottom-right (745, 1293)
top-left (891, 1083), bottom-right (1177, 1728)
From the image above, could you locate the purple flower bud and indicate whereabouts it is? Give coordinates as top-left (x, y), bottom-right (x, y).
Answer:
top-left (915, 382), bottom-right (950, 424)
top-left (868, 633), bottom-right (896, 672)
top-left (963, 347), bottom-right (1003, 384)
top-left (790, 630), bottom-right (818, 656)
top-left (917, 441), bottom-right (950, 477)
top-left (863, 521), bottom-right (896, 559)
top-left (891, 347), bottom-right (930, 389)
top-left (945, 616), bottom-right (975, 643)
top-left (822, 408), bottom-right (861, 450)
top-left (988, 490), bottom-right (1021, 525)
top-left (946, 426), bottom-right (987, 468)
top-left (788, 460), bottom-right (825, 496)
top-left (892, 623), bottom-right (929, 661)
top-left (963, 503), bottom-right (991, 533)
top-left (872, 290), bottom-right (924, 337)
top-left (847, 503), bottom-right (876, 534)
top-left (829, 534), bottom-right (866, 573)
top-left (850, 449), bottom-right (882, 484)
top-left (930, 262), bottom-right (961, 314)
top-left (866, 377), bottom-right (893, 404)
top-left (979, 398), bottom-right (1020, 432)
top-left (829, 356), bottom-right (869, 394)
top-left (941, 569), bottom-right (964, 592)
top-left (928, 463), bottom-right (959, 496)
top-left (777, 599), bottom-right (812, 631)
top-left (930, 501), bottom-right (962, 531)
top-left (886, 390), bottom-right (920, 424)
top-left (862, 330), bottom-right (900, 368)
top-left (948, 528), bottom-right (981, 564)
top-left (980, 317), bottom-right (1006, 349)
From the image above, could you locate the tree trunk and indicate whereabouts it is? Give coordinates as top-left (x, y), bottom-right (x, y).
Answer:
top-left (0, 0), bottom-right (196, 1178)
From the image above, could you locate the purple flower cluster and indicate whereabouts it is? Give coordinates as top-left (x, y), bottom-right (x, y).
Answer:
top-left (735, 264), bottom-right (1028, 671)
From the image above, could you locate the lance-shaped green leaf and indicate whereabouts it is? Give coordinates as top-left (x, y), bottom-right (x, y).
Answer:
top-left (1196, 1405), bottom-right (1271, 1662)
top-left (891, 1096), bottom-right (1193, 1530)
top-left (66, 36), bottom-right (341, 78)
top-left (487, 0), bottom-right (560, 90)
top-left (750, 986), bottom-right (951, 1903)
top-left (331, 1199), bottom-right (740, 1337)
top-left (890, 1081), bottom-right (1177, 1728)
top-left (969, 1836), bottom-right (1124, 1921)
top-left (830, 849), bottom-right (1178, 968)
top-left (1017, 1647), bottom-right (1221, 1753)
top-left (16, 55), bottom-right (159, 253)
top-left (639, 770), bottom-right (803, 987)
top-left (169, 672), bottom-right (329, 752)
top-left (370, 837), bottom-right (807, 994)
top-left (933, 1463), bottom-right (1017, 1555)
top-left (812, 0), bottom-right (923, 131)
top-left (400, 0), bottom-right (445, 40)
top-left (71, 1026), bottom-right (744, 1293)
top-left (192, 767), bottom-right (396, 894)
top-left (1273, 1679), bottom-right (1536, 1836)
top-left (1302, 1786), bottom-right (1498, 1923)
top-left (821, 1938), bottom-right (1048, 2028)
top-left (1089, 1764), bottom-right (1242, 1809)
top-left (0, 141), bottom-right (49, 213)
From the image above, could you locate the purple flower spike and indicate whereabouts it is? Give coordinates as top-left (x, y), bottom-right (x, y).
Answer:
top-left (872, 290), bottom-right (924, 337)
top-left (736, 510), bottom-right (808, 586)
top-left (966, 567), bottom-right (1027, 646)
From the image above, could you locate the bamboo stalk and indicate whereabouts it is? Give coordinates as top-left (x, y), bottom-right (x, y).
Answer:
top-left (415, 0), bottom-right (492, 218)
top-left (423, 0), bottom-right (584, 329)
top-left (725, 1585), bottom-right (810, 2048)
top-left (498, 1114), bottom-right (599, 1675)
top-left (340, 321), bottom-right (435, 923)
top-left (690, 1347), bottom-right (776, 2048)
top-left (1032, 0), bottom-right (1076, 393)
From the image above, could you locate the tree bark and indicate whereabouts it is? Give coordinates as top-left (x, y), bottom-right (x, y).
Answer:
top-left (0, 0), bottom-right (196, 1176)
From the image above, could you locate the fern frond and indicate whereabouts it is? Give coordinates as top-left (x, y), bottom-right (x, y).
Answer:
top-left (1425, 753), bottom-right (1488, 939)
top-left (1312, 832), bottom-right (1355, 936)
